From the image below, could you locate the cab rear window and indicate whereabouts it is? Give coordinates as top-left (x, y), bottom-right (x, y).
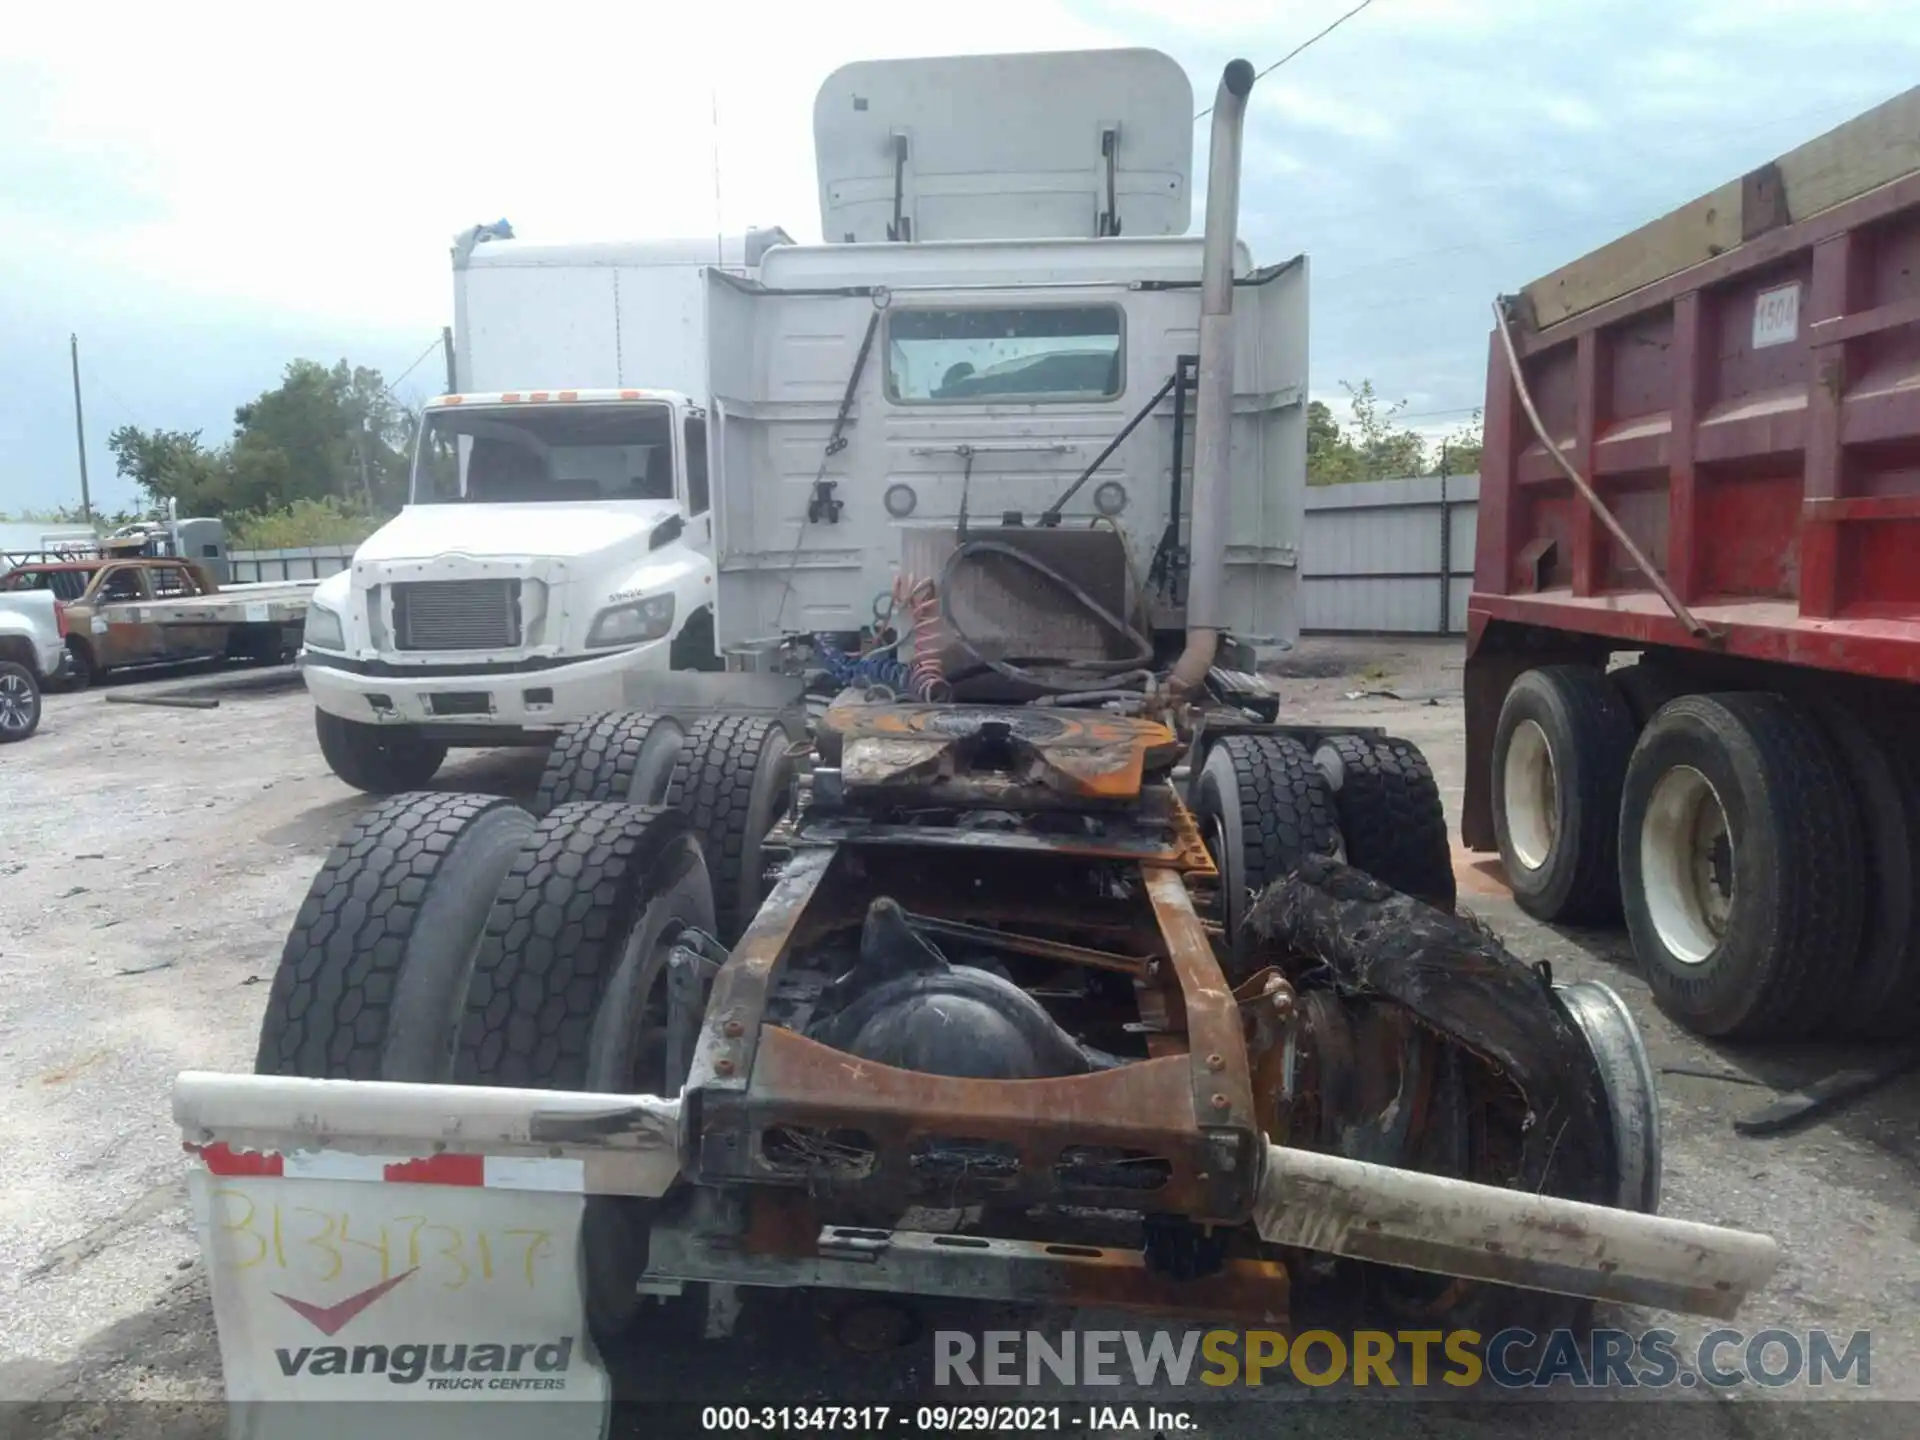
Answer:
top-left (0, 569), bottom-right (90, 601)
top-left (885, 306), bottom-right (1124, 403)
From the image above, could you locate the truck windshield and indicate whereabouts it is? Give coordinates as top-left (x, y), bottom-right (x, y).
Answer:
top-left (411, 402), bottom-right (677, 504)
top-left (886, 305), bottom-right (1124, 403)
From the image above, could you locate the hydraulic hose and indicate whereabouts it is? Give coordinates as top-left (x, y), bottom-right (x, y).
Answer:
top-left (937, 539), bottom-right (1153, 695)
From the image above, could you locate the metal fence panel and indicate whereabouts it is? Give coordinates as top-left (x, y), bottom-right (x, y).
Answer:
top-left (1301, 474), bottom-right (1477, 635)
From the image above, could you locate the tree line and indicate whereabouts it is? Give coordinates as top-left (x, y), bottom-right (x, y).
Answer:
top-left (8, 366), bottom-right (1481, 545)
top-left (107, 359), bottom-right (415, 544)
top-left (2, 358), bottom-right (416, 548)
top-left (1308, 381), bottom-right (1483, 486)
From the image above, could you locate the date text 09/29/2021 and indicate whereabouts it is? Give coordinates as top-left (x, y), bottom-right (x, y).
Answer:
top-left (700, 1408), bottom-right (1184, 1432)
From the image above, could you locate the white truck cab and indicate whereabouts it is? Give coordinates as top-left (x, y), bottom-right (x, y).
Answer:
top-left (301, 388), bottom-right (719, 792)
top-left (301, 226), bottom-right (793, 793)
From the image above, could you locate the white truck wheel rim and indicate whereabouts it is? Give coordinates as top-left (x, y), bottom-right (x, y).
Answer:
top-left (1503, 718), bottom-right (1557, 871)
top-left (0, 672), bottom-right (32, 732)
top-left (1641, 764), bottom-right (1733, 964)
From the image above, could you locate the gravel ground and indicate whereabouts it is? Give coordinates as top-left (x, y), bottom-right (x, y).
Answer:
top-left (1, 643), bottom-right (1915, 1438)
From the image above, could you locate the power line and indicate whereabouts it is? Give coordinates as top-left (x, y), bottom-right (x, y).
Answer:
top-left (81, 366), bottom-right (148, 430)
top-left (381, 336), bottom-right (447, 401)
top-left (1196, 0), bottom-right (1379, 119)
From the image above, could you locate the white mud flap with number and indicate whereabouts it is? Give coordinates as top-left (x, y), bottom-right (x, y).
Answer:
top-left (177, 1071), bottom-right (686, 1440)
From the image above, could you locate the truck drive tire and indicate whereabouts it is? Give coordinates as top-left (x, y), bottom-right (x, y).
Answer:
top-left (315, 709), bottom-right (448, 794)
top-left (535, 711), bottom-right (685, 816)
top-left (1619, 693), bottom-right (1865, 1040)
top-left (1491, 665), bottom-right (1636, 924)
top-left (1313, 733), bottom-right (1455, 912)
top-left (254, 793), bottom-right (536, 1080)
top-left (1193, 733), bottom-right (1343, 964)
top-left (453, 802), bottom-right (717, 1341)
top-left (0, 661), bottom-right (41, 743)
top-left (1611, 657), bottom-right (1688, 729)
top-left (665, 713), bottom-right (798, 946)
top-left (1813, 701), bottom-right (1920, 1038)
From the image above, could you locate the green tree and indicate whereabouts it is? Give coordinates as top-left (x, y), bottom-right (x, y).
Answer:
top-left (104, 427), bottom-right (231, 513)
top-left (0, 503), bottom-right (146, 529)
top-left (1307, 399), bottom-right (1364, 486)
top-left (106, 357), bottom-right (415, 521)
top-left (1306, 380), bottom-right (1432, 485)
top-left (1344, 380), bottom-right (1427, 480)
top-left (1429, 411), bottom-right (1484, 478)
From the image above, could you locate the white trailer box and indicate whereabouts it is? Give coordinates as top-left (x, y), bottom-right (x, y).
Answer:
top-left (452, 228), bottom-right (791, 395)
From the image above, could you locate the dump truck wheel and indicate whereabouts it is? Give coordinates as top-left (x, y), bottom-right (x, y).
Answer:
top-left (315, 709), bottom-right (448, 794)
top-left (535, 711), bottom-right (685, 815)
top-left (1312, 734), bottom-right (1455, 911)
top-left (1813, 702), bottom-right (1920, 1038)
top-left (1193, 734), bottom-right (1343, 961)
top-left (254, 793), bottom-right (535, 1080)
top-left (0, 661), bottom-right (42, 743)
top-left (454, 802), bottom-right (717, 1340)
top-left (1620, 693), bottom-right (1864, 1039)
top-left (1611, 657), bottom-right (1688, 729)
top-left (665, 713), bottom-right (797, 945)
top-left (1491, 665), bottom-right (1635, 924)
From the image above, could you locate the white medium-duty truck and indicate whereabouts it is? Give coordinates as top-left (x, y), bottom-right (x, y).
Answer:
top-left (301, 230), bottom-right (787, 794)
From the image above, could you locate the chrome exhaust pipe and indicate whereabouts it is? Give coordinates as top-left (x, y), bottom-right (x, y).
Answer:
top-left (1170, 58), bottom-right (1256, 695)
top-left (1254, 1142), bottom-right (1782, 1321)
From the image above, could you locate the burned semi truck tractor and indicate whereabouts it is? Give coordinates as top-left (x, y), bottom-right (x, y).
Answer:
top-left (1463, 85), bottom-right (1920, 1043)
top-left (174, 52), bottom-right (1780, 1427)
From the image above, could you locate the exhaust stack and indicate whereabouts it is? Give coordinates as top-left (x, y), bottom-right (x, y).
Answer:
top-left (1169, 58), bottom-right (1256, 694)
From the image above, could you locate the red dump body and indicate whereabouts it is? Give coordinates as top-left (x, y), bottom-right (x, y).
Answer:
top-left (1471, 169), bottom-right (1920, 681)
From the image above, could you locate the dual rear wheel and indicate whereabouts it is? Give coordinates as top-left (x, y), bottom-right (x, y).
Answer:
top-left (1191, 728), bottom-right (1456, 972)
top-left (258, 708), bottom-right (796, 1344)
top-left (1491, 663), bottom-right (1912, 1039)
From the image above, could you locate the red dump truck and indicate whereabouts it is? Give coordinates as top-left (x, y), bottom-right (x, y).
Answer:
top-left (1464, 86), bottom-right (1920, 1042)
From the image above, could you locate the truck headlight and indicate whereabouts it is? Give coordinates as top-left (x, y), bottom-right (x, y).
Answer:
top-left (587, 593), bottom-right (675, 648)
top-left (304, 600), bottom-right (346, 652)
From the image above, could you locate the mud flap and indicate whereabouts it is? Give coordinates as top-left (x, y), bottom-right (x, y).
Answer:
top-left (190, 1165), bottom-right (611, 1440)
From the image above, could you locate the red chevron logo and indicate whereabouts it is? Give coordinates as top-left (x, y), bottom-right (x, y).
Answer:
top-left (273, 1268), bottom-right (417, 1336)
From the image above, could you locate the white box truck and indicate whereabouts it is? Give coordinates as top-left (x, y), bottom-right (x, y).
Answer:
top-left (299, 227), bottom-right (790, 794)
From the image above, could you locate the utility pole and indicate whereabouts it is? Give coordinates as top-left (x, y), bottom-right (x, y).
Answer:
top-left (442, 326), bottom-right (457, 396)
top-left (69, 334), bottom-right (94, 524)
top-left (1437, 441), bottom-right (1452, 637)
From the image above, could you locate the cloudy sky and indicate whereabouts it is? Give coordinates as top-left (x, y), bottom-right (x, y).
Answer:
top-left (2, 0), bottom-right (1915, 515)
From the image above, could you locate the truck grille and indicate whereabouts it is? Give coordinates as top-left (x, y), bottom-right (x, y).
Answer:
top-left (393, 580), bottom-right (522, 652)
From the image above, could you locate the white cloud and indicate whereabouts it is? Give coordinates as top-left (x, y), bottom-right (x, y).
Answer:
top-left (0, 2), bottom-right (1127, 331)
top-left (1255, 82), bottom-right (1397, 143)
top-left (3, 0), bottom-right (1917, 514)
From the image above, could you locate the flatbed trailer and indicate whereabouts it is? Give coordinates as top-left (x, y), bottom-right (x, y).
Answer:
top-left (100, 577), bottom-right (317, 629)
top-left (1463, 84), bottom-right (1920, 1043)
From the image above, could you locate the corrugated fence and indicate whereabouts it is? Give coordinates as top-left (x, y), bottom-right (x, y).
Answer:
top-left (1301, 473), bottom-right (1478, 636)
top-left (226, 484), bottom-right (1480, 638)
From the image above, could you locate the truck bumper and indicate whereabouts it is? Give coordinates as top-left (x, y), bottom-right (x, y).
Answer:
top-left (299, 641), bottom-right (669, 734)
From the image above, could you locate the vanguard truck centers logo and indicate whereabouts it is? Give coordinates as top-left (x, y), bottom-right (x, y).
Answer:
top-left (270, 1268), bottom-right (578, 1391)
